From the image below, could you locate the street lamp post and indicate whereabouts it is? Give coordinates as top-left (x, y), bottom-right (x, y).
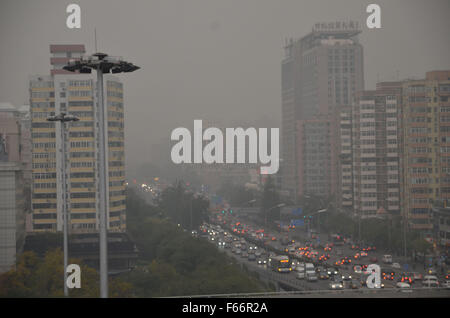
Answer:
top-left (316, 209), bottom-right (327, 236)
top-left (47, 113), bottom-right (79, 297)
top-left (63, 53), bottom-right (139, 298)
top-left (265, 203), bottom-right (285, 234)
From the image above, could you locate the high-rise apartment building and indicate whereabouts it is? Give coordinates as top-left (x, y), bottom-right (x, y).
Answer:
top-left (351, 82), bottom-right (402, 218)
top-left (30, 44), bottom-right (126, 233)
top-left (0, 103), bottom-right (26, 273)
top-left (281, 21), bottom-right (364, 200)
top-left (337, 105), bottom-right (353, 209)
top-left (297, 115), bottom-right (338, 197)
top-left (401, 70), bottom-right (450, 232)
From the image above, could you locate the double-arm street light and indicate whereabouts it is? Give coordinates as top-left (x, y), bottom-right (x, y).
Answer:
top-left (47, 113), bottom-right (79, 297)
top-left (63, 53), bottom-right (139, 298)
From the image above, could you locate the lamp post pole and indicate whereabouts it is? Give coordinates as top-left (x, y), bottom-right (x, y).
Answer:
top-left (47, 113), bottom-right (79, 297)
top-left (96, 67), bottom-right (109, 298)
top-left (63, 53), bottom-right (139, 298)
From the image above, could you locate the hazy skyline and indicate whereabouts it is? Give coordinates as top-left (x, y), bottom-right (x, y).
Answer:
top-left (1, 0), bottom-right (449, 170)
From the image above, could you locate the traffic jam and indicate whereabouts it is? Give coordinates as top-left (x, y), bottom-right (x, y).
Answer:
top-left (196, 208), bottom-right (450, 292)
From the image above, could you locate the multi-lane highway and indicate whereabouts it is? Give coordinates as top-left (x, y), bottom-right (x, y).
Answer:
top-left (199, 210), bottom-right (450, 297)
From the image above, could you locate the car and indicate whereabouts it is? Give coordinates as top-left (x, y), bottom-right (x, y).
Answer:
top-left (396, 282), bottom-right (412, 292)
top-left (341, 274), bottom-right (352, 281)
top-left (411, 272), bottom-right (423, 281)
top-left (241, 252), bottom-right (249, 258)
top-left (392, 262), bottom-right (401, 269)
top-left (360, 251), bottom-right (368, 257)
top-left (291, 260), bottom-right (301, 270)
top-left (353, 265), bottom-right (362, 274)
top-left (306, 272), bottom-right (318, 282)
top-left (327, 267), bottom-right (339, 277)
top-left (443, 280), bottom-right (450, 289)
top-left (329, 281), bottom-right (344, 290)
top-left (382, 254), bottom-right (393, 264)
top-left (399, 273), bottom-right (413, 284)
top-left (315, 266), bottom-right (325, 273)
top-left (343, 257), bottom-right (352, 264)
top-left (318, 271), bottom-right (330, 280)
top-left (296, 271), bottom-right (306, 280)
top-left (423, 275), bottom-right (439, 287)
top-left (349, 280), bottom-right (360, 289)
top-left (248, 253), bottom-right (256, 261)
top-left (382, 271), bottom-right (395, 281)
top-left (257, 258), bottom-right (267, 265)
top-left (295, 262), bottom-right (305, 271)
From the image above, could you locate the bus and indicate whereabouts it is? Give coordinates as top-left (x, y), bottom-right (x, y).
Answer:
top-left (271, 255), bottom-right (292, 273)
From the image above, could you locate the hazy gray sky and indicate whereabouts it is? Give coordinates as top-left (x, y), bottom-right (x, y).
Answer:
top-left (1, 0), bottom-right (449, 170)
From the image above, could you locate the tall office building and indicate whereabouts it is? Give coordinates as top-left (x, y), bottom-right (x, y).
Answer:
top-left (351, 82), bottom-right (403, 218)
top-left (281, 21), bottom-right (364, 200)
top-left (30, 44), bottom-right (126, 233)
top-left (401, 70), bottom-right (450, 233)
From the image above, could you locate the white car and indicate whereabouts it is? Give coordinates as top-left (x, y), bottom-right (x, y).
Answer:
top-left (392, 262), bottom-right (401, 269)
top-left (444, 280), bottom-right (450, 289)
top-left (306, 272), bottom-right (318, 282)
top-left (296, 271), bottom-right (306, 280)
top-left (423, 275), bottom-right (439, 287)
top-left (396, 282), bottom-right (411, 288)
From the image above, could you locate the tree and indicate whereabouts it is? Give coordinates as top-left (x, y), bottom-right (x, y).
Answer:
top-left (0, 249), bottom-right (132, 297)
top-left (157, 180), bottom-right (209, 230)
top-left (217, 181), bottom-right (256, 206)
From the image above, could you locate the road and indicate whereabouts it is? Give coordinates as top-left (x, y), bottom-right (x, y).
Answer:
top-left (202, 212), bottom-right (449, 297)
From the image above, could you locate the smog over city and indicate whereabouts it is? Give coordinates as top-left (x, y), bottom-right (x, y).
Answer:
top-left (0, 0), bottom-right (449, 307)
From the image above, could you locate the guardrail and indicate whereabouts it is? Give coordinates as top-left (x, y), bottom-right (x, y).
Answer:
top-left (170, 286), bottom-right (450, 298)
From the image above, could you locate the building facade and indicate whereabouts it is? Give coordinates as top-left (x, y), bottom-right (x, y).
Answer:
top-left (351, 82), bottom-right (402, 218)
top-left (281, 21), bottom-right (364, 200)
top-left (0, 158), bottom-right (25, 273)
top-left (401, 70), bottom-right (450, 232)
top-left (30, 44), bottom-right (126, 233)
